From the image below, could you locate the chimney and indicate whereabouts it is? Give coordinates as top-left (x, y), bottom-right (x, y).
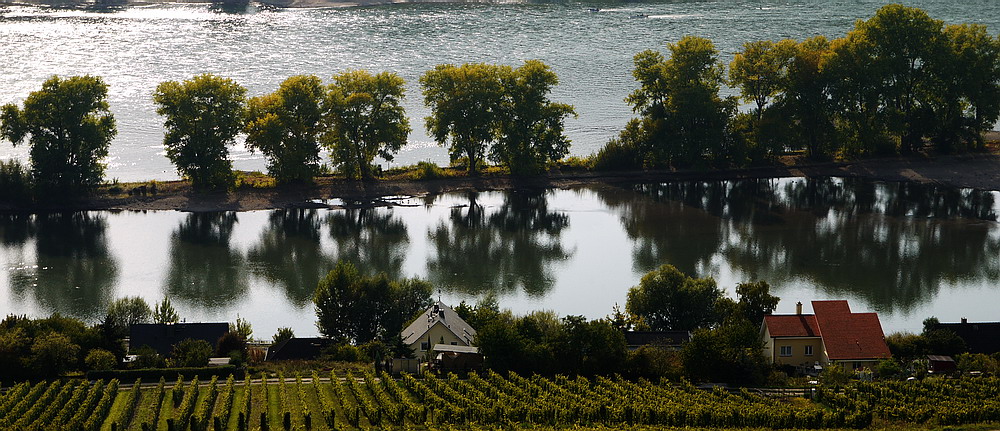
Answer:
top-left (796, 302), bottom-right (803, 315)
top-left (961, 317), bottom-right (968, 324)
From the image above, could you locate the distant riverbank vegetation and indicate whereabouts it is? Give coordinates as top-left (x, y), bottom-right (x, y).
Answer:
top-left (1, 4), bottom-right (998, 204)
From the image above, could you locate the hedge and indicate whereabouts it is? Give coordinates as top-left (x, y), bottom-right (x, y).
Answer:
top-left (86, 366), bottom-right (244, 381)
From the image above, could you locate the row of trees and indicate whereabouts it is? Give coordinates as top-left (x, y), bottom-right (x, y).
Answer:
top-left (0, 60), bottom-right (575, 195)
top-left (598, 4), bottom-right (1000, 169)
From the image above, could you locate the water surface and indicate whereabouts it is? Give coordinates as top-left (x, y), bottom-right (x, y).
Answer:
top-left (1, 177), bottom-right (997, 337)
top-left (2, 0), bottom-right (1000, 181)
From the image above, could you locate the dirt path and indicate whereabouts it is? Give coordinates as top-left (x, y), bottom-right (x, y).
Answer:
top-left (11, 150), bottom-right (1000, 213)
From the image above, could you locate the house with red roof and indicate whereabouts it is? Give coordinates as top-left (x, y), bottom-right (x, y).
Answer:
top-left (761, 300), bottom-right (891, 371)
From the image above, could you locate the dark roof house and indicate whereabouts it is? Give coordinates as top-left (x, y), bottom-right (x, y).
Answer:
top-left (933, 319), bottom-right (1000, 354)
top-left (266, 337), bottom-right (338, 361)
top-left (130, 323), bottom-right (229, 356)
top-left (623, 331), bottom-right (691, 350)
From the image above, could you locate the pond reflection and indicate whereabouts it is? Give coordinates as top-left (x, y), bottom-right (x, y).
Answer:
top-left (8, 212), bottom-right (118, 319)
top-left (247, 209), bottom-right (332, 306)
top-left (600, 178), bottom-right (1000, 312)
top-left (327, 206), bottom-right (410, 281)
top-left (165, 212), bottom-right (247, 307)
top-left (427, 190), bottom-right (572, 296)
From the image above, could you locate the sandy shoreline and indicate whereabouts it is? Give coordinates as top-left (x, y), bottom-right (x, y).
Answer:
top-left (5, 150), bottom-right (999, 213)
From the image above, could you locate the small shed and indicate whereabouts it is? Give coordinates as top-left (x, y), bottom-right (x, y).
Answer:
top-left (927, 355), bottom-right (957, 374)
top-left (266, 337), bottom-right (337, 361)
top-left (431, 344), bottom-right (483, 373)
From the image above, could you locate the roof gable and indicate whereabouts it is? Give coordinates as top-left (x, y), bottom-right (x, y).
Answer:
top-left (401, 301), bottom-right (476, 346)
top-left (130, 322), bottom-right (229, 356)
top-left (763, 315), bottom-right (821, 337)
top-left (812, 301), bottom-right (891, 360)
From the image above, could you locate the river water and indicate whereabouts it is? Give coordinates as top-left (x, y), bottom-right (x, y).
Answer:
top-left (1, 178), bottom-right (998, 338)
top-left (2, 0), bottom-right (1000, 181)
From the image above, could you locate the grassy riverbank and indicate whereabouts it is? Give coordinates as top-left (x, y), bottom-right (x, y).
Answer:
top-left (4, 138), bottom-right (1000, 213)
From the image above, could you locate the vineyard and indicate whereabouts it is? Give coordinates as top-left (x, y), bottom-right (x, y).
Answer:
top-left (1, 372), bottom-right (999, 430)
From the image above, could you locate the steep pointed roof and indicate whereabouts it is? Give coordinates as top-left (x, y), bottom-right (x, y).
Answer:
top-left (401, 301), bottom-right (476, 346)
top-left (811, 300), bottom-right (890, 360)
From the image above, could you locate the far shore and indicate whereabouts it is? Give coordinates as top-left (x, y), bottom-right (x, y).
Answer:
top-left (8, 144), bottom-right (1000, 213)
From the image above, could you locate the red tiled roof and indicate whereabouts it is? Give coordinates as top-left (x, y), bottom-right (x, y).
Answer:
top-left (764, 314), bottom-right (821, 337)
top-left (812, 300), bottom-right (891, 360)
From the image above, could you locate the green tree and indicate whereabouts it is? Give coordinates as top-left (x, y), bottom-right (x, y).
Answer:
top-left (834, 5), bottom-right (946, 154)
top-left (272, 327), bottom-right (295, 345)
top-left (0, 75), bottom-right (115, 193)
top-left (84, 348), bottom-right (117, 371)
top-left (153, 74), bottom-right (247, 190)
top-left (314, 261), bottom-right (432, 344)
top-left (325, 70), bottom-right (410, 180)
top-left (30, 332), bottom-right (81, 376)
top-left (625, 36), bottom-right (735, 167)
top-left (625, 264), bottom-right (724, 331)
top-left (231, 315), bottom-right (253, 341)
top-left (103, 296), bottom-right (152, 340)
top-left (733, 280), bottom-right (779, 324)
top-left (245, 75), bottom-right (325, 183)
top-left (171, 338), bottom-right (212, 367)
top-left (153, 296), bottom-right (180, 324)
top-left (941, 24), bottom-right (1000, 149)
top-left (729, 40), bottom-right (796, 119)
top-left (781, 36), bottom-right (837, 159)
top-left (421, 63), bottom-right (505, 174)
top-left (492, 60), bottom-right (576, 175)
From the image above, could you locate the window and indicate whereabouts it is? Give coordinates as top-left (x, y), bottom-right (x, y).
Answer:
top-left (451, 342), bottom-right (458, 345)
top-left (780, 346), bottom-right (792, 356)
top-left (805, 345), bottom-right (814, 356)
top-left (420, 342), bottom-right (429, 351)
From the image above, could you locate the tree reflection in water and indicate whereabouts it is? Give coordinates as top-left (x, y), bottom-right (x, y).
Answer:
top-left (165, 212), bottom-right (247, 307)
top-left (8, 212), bottom-right (118, 320)
top-left (247, 209), bottom-right (333, 306)
top-left (427, 190), bottom-right (572, 296)
top-left (326, 205), bottom-right (410, 281)
top-left (598, 178), bottom-right (1000, 313)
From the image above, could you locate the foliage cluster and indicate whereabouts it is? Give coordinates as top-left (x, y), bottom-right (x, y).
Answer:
top-left (597, 5), bottom-right (1000, 169)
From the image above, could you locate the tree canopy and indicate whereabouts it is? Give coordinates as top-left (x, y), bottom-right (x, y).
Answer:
top-left (245, 75), bottom-right (326, 183)
top-left (153, 74), bottom-right (247, 190)
top-left (102, 296), bottom-right (152, 340)
top-left (421, 63), bottom-right (505, 174)
top-left (325, 70), bottom-right (411, 180)
top-left (625, 264), bottom-right (725, 332)
top-left (314, 261), bottom-right (432, 344)
top-left (0, 75), bottom-right (116, 193)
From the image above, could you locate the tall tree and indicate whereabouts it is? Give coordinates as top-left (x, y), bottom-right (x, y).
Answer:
top-left (729, 40), bottom-right (796, 119)
top-left (245, 75), bottom-right (325, 183)
top-left (492, 60), bottom-right (576, 175)
top-left (0, 75), bottom-right (116, 193)
top-left (152, 297), bottom-right (180, 324)
top-left (625, 36), bottom-right (735, 167)
top-left (942, 24), bottom-right (1000, 149)
top-left (421, 63), bottom-right (505, 174)
top-left (325, 70), bottom-right (410, 180)
top-left (848, 4), bottom-right (946, 153)
top-left (780, 36), bottom-right (837, 159)
top-left (153, 74), bottom-right (247, 190)
top-left (625, 264), bottom-right (725, 331)
top-left (103, 296), bottom-right (152, 339)
top-left (314, 261), bottom-right (432, 344)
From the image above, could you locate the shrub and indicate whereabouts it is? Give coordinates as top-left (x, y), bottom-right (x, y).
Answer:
top-left (593, 138), bottom-right (643, 171)
top-left (85, 348), bottom-right (117, 371)
top-left (86, 365), bottom-right (243, 381)
top-left (414, 161), bottom-right (444, 180)
top-left (0, 160), bottom-right (33, 204)
top-left (171, 338), bottom-right (213, 368)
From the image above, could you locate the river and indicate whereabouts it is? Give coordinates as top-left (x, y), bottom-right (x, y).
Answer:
top-left (2, 0), bottom-right (1000, 181)
top-left (1, 177), bottom-right (998, 338)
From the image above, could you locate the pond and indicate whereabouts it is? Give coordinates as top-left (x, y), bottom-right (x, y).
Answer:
top-left (1, 177), bottom-right (998, 338)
